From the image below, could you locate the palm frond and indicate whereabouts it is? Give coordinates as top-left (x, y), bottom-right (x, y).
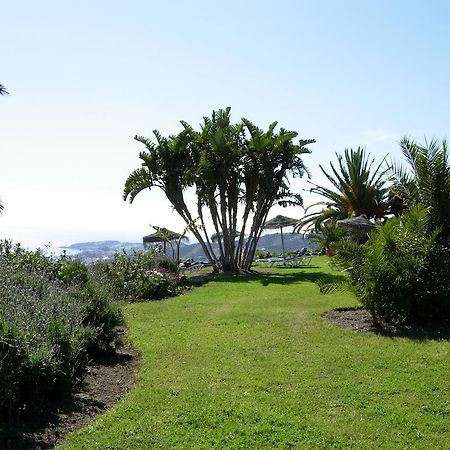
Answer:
top-left (298, 148), bottom-right (389, 232)
top-left (123, 167), bottom-right (153, 203)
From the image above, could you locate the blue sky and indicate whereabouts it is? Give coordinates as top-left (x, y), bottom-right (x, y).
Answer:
top-left (1, 0), bottom-right (449, 246)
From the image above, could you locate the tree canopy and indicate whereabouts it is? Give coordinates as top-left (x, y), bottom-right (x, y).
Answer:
top-left (390, 137), bottom-right (450, 241)
top-left (124, 108), bottom-right (314, 272)
top-left (295, 147), bottom-right (390, 232)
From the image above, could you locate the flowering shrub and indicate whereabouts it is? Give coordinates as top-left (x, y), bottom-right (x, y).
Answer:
top-left (100, 251), bottom-right (181, 300)
top-left (0, 242), bottom-right (123, 418)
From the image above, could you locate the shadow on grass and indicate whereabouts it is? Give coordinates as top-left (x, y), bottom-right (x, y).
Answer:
top-left (202, 268), bottom-right (346, 288)
top-left (182, 274), bottom-right (211, 288)
top-left (374, 323), bottom-right (450, 341)
top-left (325, 307), bottom-right (450, 341)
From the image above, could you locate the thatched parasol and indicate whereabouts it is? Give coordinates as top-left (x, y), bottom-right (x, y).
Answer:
top-left (336, 214), bottom-right (376, 243)
top-left (263, 215), bottom-right (300, 258)
top-left (336, 214), bottom-right (375, 229)
top-left (143, 228), bottom-right (188, 253)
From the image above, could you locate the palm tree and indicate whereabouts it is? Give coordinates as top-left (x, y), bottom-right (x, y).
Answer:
top-left (124, 108), bottom-right (314, 272)
top-left (295, 147), bottom-right (390, 231)
top-left (391, 137), bottom-right (450, 240)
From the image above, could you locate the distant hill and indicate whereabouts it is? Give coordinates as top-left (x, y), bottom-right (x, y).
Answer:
top-left (63, 241), bottom-right (143, 252)
top-left (178, 233), bottom-right (315, 260)
top-left (61, 241), bottom-right (144, 263)
top-left (63, 233), bottom-right (316, 263)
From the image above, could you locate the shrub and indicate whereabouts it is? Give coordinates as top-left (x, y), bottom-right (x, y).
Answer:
top-left (57, 255), bottom-right (89, 286)
top-left (335, 207), bottom-right (450, 324)
top-left (0, 242), bottom-right (123, 417)
top-left (416, 244), bottom-right (450, 320)
top-left (0, 263), bottom-right (93, 409)
top-left (312, 222), bottom-right (347, 255)
top-left (75, 282), bottom-right (124, 352)
top-left (254, 250), bottom-right (267, 259)
top-left (0, 320), bottom-right (25, 412)
top-left (101, 250), bottom-right (181, 301)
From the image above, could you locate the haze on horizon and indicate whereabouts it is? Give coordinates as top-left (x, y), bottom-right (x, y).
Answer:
top-left (1, 0), bottom-right (449, 248)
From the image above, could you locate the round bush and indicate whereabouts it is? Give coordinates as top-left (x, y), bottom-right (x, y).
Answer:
top-left (101, 251), bottom-right (181, 301)
top-left (335, 208), bottom-right (450, 324)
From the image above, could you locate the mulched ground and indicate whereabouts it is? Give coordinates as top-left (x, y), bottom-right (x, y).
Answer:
top-left (324, 307), bottom-right (450, 340)
top-left (5, 333), bottom-right (141, 450)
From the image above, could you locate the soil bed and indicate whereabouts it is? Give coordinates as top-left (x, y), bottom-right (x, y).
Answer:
top-left (324, 307), bottom-right (450, 340)
top-left (5, 332), bottom-right (140, 450)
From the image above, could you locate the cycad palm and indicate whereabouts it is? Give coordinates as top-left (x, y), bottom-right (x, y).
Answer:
top-left (296, 147), bottom-right (389, 231)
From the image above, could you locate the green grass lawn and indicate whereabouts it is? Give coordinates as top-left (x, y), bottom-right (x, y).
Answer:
top-left (60, 257), bottom-right (450, 449)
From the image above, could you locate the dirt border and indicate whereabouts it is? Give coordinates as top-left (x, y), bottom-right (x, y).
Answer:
top-left (6, 331), bottom-right (141, 450)
top-left (324, 307), bottom-right (450, 340)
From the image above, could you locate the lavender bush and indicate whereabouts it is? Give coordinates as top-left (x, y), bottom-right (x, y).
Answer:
top-left (0, 241), bottom-right (123, 416)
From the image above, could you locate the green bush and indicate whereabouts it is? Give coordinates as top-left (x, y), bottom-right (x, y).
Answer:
top-left (0, 242), bottom-right (124, 418)
top-left (101, 251), bottom-right (181, 301)
top-left (416, 244), bottom-right (450, 320)
top-left (313, 223), bottom-right (347, 255)
top-left (0, 240), bottom-right (56, 276)
top-left (76, 282), bottom-right (124, 352)
top-left (254, 250), bottom-right (264, 259)
top-left (0, 320), bottom-right (25, 411)
top-left (57, 255), bottom-right (89, 286)
top-left (335, 207), bottom-right (449, 324)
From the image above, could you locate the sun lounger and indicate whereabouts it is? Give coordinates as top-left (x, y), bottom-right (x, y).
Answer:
top-left (256, 248), bottom-right (312, 267)
top-left (179, 259), bottom-right (211, 271)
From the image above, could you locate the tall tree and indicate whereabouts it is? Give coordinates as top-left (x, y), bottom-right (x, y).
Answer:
top-left (124, 108), bottom-right (314, 272)
top-left (390, 137), bottom-right (450, 240)
top-left (295, 147), bottom-right (389, 231)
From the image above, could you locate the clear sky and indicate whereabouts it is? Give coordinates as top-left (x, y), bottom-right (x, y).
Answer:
top-left (1, 0), bottom-right (449, 247)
